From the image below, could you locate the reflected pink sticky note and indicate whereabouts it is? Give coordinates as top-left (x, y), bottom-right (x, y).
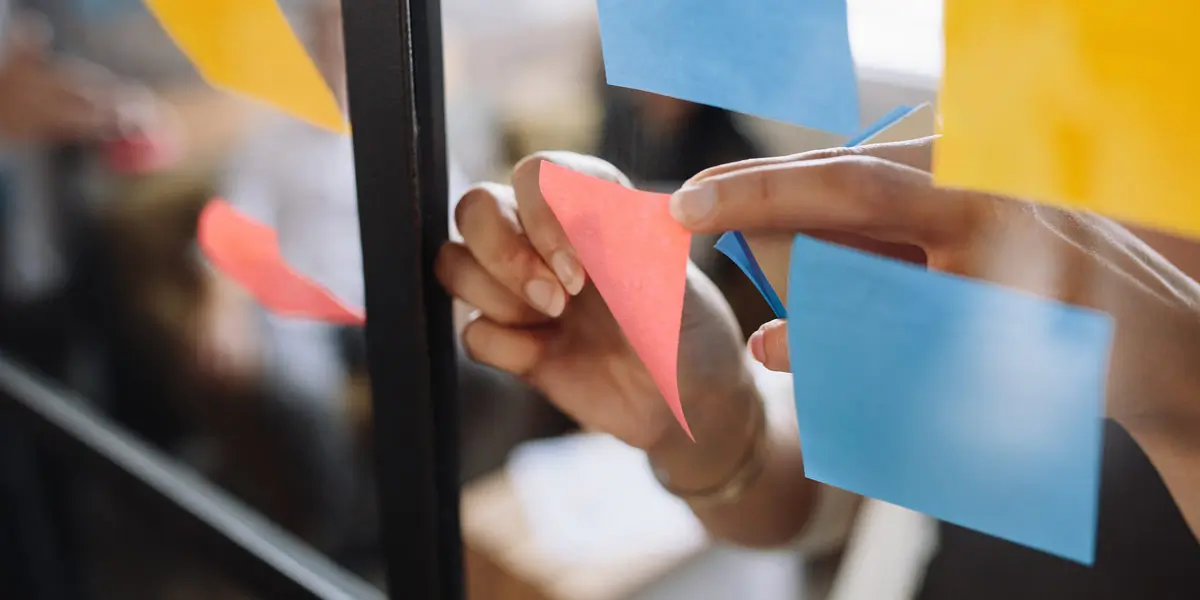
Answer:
top-left (198, 198), bottom-right (366, 325)
top-left (538, 161), bottom-right (694, 439)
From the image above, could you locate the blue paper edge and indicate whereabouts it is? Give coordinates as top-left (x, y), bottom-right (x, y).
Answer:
top-left (714, 105), bottom-right (917, 318)
top-left (715, 231), bottom-right (788, 317)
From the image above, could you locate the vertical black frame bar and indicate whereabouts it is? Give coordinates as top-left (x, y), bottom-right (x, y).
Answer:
top-left (342, 0), bottom-right (462, 600)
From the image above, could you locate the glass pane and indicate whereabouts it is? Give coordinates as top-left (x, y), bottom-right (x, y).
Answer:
top-left (447, 2), bottom-right (1200, 600)
top-left (0, 0), bottom-right (379, 597)
top-left (444, 1), bottom-right (829, 598)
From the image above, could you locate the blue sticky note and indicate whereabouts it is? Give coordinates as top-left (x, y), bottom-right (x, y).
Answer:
top-left (713, 105), bottom-right (917, 317)
top-left (715, 230), bottom-right (787, 318)
top-left (597, 0), bottom-right (860, 135)
top-left (787, 234), bottom-right (1111, 564)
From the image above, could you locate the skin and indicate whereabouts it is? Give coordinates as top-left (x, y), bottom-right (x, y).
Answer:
top-left (0, 13), bottom-right (124, 143)
top-left (439, 138), bottom-right (1200, 548)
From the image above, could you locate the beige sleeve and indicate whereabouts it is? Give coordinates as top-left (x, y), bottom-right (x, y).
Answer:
top-left (791, 483), bottom-right (862, 557)
top-left (826, 500), bottom-right (939, 600)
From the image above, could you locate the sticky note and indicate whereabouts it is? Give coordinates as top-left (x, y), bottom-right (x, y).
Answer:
top-left (715, 231), bottom-right (786, 318)
top-left (198, 198), bottom-right (365, 325)
top-left (935, 0), bottom-right (1200, 239)
top-left (539, 161), bottom-right (694, 438)
top-left (597, 0), bottom-right (860, 135)
top-left (145, 0), bottom-right (348, 134)
top-left (715, 103), bottom-right (937, 312)
top-left (787, 234), bottom-right (1111, 564)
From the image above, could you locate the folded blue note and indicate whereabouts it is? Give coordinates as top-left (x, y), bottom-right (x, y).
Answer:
top-left (715, 231), bottom-right (787, 317)
top-left (714, 105), bottom-right (916, 318)
top-left (787, 234), bottom-right (1111, 564)
top-left (597, 0), bottom-right (860, 135)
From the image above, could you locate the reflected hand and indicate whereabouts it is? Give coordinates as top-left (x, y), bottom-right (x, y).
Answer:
top-left (0, 13), bottom-right (120, 142)
top-left (188, 272), bottom-right (262, 387)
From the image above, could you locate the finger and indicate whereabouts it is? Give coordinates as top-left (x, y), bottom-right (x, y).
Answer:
top-left (111, 84), bottom-right (159, 136)
top-left (40, 93), bottom-right (107, 140)
top-left (511, 151), bottom-right (632, 296)
top-left (59, 57), bottom-right (119, 89)
top-left (670, 154), bottom-right (977, 248)
top-left (435, 242), bottom-right (546, 326)
top-left (455, 183), bottom-right (567, 317)
top-left (748, 319), bottom-right (790, 372)
top-left (686, 137), bottom-right (936, 185)
top-left (57, 61), bottom-right (123, 133)
top-left (461, 315), bottom-right (546, 377)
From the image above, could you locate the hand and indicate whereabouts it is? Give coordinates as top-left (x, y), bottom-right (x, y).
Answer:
top-left (669, 136), bottom-right (1200, 475)
top-left (187, 272), bottom-right (262, 387)
top-left (436, 152), bottom-right (762, 486)
top-left (0, 13), bottom-right (120, 142)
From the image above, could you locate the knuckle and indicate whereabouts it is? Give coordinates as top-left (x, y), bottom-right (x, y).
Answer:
top-left (433, 243), bottom-right (466, 289)
top-left (460, 319), bottom-right (486, 362)
top-left (454, 187), bottom-right (496, 238)
top-left (495, 302), bottom-right (531, 326)
top-left (494, 235), bottom-right (534, 274)
top-left (821, 156), bottom-right (892, 227)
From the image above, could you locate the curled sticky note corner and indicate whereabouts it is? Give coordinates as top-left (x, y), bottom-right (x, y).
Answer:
top-left (538, 161), bottom-right (694, 439)
top-left (198, 198), bottom-right (365, 325)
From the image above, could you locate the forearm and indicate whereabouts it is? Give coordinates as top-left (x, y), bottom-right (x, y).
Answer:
top-left (648, 383), bottom-right (822, 547)
top-left (697, 431), bottom-right (819, 547)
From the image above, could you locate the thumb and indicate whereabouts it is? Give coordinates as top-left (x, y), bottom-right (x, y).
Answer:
top-left (749, 319), bottom-right (790, 372)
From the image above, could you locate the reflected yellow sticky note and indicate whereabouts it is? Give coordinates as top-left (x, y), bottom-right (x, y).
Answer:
top-left (145, 0), bottom-right (348, 134)
top-left (935, 1), bottom-right (1200, 238)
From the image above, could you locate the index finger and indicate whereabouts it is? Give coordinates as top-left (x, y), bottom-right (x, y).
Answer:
top-left (510, 151), bottom-right (633, 295)
top-left (670, 154), bottom-right (975, 249)
top-left (685, 136), bottom-right (937, 185)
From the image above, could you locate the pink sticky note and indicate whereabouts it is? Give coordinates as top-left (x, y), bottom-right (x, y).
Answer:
top-left (538, 161), bottom-right (694, 439)
top-left (198, 198), bottom-right (366, 325)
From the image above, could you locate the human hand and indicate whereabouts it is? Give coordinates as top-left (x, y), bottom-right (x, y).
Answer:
top-left (187, 271), bottom-right (263, 388)
top-left (436, 152), bottom-right (762, 487)
top-left (669, 136), bottom-right (1200, 436)
top-left (0, 13), bottom-right (121, 142)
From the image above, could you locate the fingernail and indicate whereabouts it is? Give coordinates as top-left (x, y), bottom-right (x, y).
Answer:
top-left (748, 328), bottom-right (766, 364)
top-left (551, 251), bottom-right (584, 295)
top-left (524, 279), bottom-right (565, 317)
top-left (669, 184), bottom-right (715, 225)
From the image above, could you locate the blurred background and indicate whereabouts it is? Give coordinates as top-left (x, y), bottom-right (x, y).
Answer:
top-left (0, 0), bottom-right (941, 598)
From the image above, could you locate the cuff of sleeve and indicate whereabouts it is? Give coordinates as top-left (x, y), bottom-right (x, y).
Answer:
top-left (791, 483), bottom-right (860, 557)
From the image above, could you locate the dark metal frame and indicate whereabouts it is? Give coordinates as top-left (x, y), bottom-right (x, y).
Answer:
top-left (343, 0), bottom-right (463, 597)
top-left (0, 353), bottom-right (387, 600)
top-left (0, 0), bottom-right (459, 598)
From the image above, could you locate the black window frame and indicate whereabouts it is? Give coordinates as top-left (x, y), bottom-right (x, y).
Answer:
top-left (0, 0), bottom-right (462, 598)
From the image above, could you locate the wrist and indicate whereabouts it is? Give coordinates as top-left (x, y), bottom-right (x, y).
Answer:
top-left (647, 379), bottom-right (764, 493)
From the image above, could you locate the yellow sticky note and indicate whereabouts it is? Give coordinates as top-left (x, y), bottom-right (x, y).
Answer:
top-left (935, 1), bottom-right (1200, 239)
top-left (145, 0), bottom-right (348, 134)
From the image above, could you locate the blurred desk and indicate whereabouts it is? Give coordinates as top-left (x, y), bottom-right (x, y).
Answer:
top-left (461, 434), bottom-right (807, 600)
top-left (463, 469), bottom-right (706, 600)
